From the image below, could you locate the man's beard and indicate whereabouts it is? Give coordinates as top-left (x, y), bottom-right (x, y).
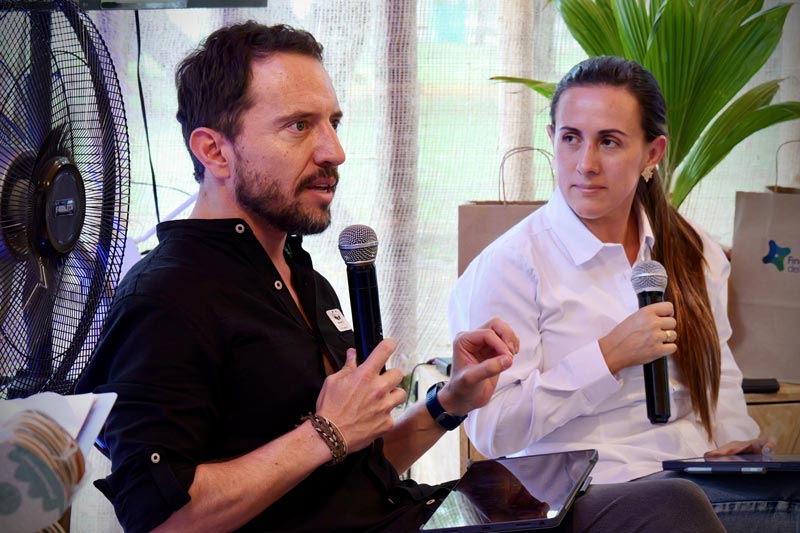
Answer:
top-left (235, 165), bottom-right (338, 235)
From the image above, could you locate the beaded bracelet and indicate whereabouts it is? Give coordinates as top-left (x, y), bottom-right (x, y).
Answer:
top-left (302, 412), bottom-right (348, 466)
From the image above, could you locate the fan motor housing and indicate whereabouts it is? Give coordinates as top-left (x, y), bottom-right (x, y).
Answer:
top-left (34, 156), bottom-right (86, 256)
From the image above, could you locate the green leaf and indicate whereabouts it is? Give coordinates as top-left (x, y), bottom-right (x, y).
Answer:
top-left (612, 0), bottom-right (652, 60)
top-left (490, 76), bottom-right (556, 99)
top-left (668, 2), bottom-right (792, 172)
top-left (496, 0), bottom-right (799, 207)
top-left (671, 81), bottom-right (800, 206)
top-left (556, 0), bottom-right (625, 56)
top-left (640, 0), bottom-right (722, 181)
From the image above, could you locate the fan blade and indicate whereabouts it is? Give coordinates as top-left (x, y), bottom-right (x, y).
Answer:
top-left (25, 9), bottom-right (55, 149)
top-left (7, 255), bottom-right (62, 398)
top-left (1, 0), bottom-right (130, 397)
top-left (50, 238), bottom-right (109, 390)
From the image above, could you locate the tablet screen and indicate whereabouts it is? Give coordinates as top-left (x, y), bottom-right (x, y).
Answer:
top-left (421, 449), bottom-right (597, 532)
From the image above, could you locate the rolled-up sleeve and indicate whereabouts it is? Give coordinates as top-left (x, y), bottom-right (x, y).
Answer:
top-left (77, 293), bottom-right (222, 533)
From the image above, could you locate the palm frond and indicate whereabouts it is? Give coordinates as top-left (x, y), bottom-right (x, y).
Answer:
top-left (663, 2), bottom-right (792, 177)
top-left (671, 83), bottom-right (800, 206)
top-left (612, 0), bottom-right (653, 59)
top-left (556, 0), bottom-right (625, 56)
top-left (490, 77), bottom-right (556, 99)
top-left (506, 0), bottom-right (798, 207)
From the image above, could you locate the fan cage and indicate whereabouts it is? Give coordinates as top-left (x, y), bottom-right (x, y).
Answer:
top-left (0, 0), bottom-right (130, 398)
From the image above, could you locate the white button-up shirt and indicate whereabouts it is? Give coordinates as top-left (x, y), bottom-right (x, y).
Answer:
top-left (448, 188), bottom-right (759, 484)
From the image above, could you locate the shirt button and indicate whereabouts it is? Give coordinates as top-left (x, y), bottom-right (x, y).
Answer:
top-left (274, 280), bottom-right (283, 290)
top-left (150, 452), bottom-right (161, 464)
top-left (235, 223), bottom-right (245, 234)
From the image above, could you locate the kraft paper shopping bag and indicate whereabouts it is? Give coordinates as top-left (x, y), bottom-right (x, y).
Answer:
top-left (728, 190), bottom-right (800, 382)
top-left (457, 201), bottom-right (544, 276)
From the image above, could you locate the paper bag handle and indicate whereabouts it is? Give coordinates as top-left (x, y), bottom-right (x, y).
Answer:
top-left (498, 146), bottom-right (555, 204)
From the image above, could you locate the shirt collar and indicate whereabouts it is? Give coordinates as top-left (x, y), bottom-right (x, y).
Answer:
top-left (546, 188), bottom-right (655, 266)
top-left (156, 218), bottom-right (314, 268)
top-left (157, 217), bottom-right (256, 240)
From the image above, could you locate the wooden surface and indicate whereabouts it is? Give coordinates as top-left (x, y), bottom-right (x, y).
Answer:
top-left (745, 382), bottom-right (800, 454)
top-left (745, 381), bottom-right (800, 404)
top-left (460, 381), bottom-right (800, 473)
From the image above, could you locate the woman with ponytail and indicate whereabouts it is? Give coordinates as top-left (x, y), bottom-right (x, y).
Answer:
top-left (449, 56), bottom-right (798, 531)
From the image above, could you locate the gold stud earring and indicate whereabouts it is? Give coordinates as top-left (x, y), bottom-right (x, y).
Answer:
top-left (641, 166), bottom-right (654, 183)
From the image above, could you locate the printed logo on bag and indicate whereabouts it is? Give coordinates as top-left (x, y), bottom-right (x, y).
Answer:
top-left (762, 240), bottom-right (796, 272)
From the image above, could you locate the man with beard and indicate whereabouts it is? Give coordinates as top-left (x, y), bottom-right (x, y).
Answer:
top-left (76, 22), bottom-right (725, 533)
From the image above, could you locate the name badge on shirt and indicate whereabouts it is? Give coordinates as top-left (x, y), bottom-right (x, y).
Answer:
top-left (326, 309), bottom-right (352, 332)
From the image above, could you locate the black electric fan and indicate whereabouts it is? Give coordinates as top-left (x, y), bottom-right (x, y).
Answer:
top-left (0, 0), bottom-right (130, 398)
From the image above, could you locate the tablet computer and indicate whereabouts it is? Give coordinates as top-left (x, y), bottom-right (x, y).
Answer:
top-left (662, 454), bottom-right (800, 474)
top-left (420, 449), bottom-right (598, 532)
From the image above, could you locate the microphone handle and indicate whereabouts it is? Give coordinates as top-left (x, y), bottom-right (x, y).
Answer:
top-left (637, 291), bottom-right (671, 424)
top-left (643, 357), bottom-right (670, 424)
top-left (347, 264), bottom-right (383, 364)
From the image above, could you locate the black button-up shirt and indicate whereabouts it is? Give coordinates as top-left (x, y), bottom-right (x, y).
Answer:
top-left (77, 219), bottom-right (441, 532)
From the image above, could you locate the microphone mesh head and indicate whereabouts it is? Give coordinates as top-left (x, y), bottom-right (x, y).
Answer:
top-left (631, 260), bottom-right (668, 293)
top-left (338, 224), bottom-right (378, 265)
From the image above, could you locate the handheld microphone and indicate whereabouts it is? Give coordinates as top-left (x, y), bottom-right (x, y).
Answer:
top-left (338, 224), bottom-right (383, 363)
top-left (631, 260), bottom-right (671, 424)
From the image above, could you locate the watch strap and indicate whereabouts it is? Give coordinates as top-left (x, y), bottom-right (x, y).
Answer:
top-left (425, 381), bottom-right (467, 431)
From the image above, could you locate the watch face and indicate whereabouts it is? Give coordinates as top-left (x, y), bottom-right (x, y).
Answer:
top-left (428, 381), bottom-right (445, 395)
top-left (435, 412), bottom-right (459, 430)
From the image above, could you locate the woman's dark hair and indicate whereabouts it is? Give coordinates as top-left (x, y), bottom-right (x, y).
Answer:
top-left (551, 56), bottom-right (667, 143)
top-left (175, 22), bottom-right (324, 182)
top-left (551, 56), bottom-right (722, 440)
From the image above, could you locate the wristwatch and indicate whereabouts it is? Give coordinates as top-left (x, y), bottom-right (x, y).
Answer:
top-left (425, 381), bottom-right (467, 431)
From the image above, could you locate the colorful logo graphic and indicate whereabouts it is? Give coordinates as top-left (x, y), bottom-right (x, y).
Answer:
top-left (762, 240), bottom-right (791, 272)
